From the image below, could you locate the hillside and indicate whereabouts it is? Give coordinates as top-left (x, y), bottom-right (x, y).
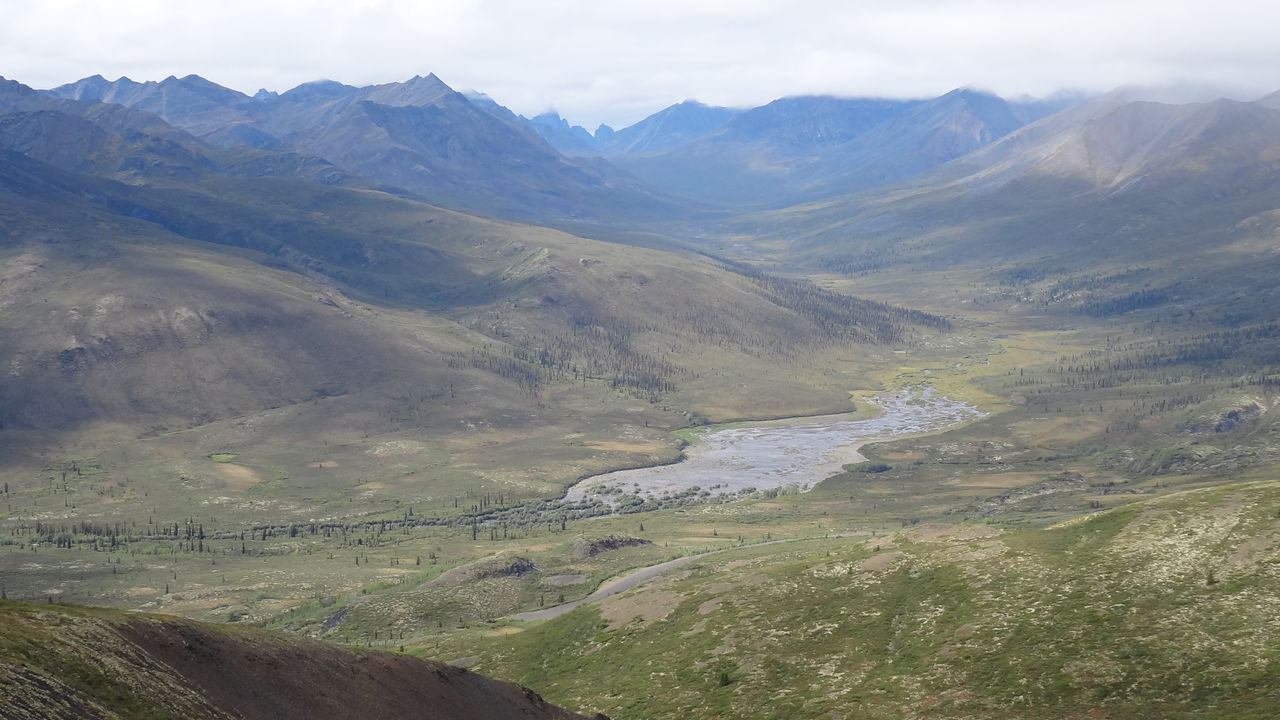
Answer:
top-left (436, 478), bottom-right (1280, 719)
top-left (0, 600), bottom-right (591, 720)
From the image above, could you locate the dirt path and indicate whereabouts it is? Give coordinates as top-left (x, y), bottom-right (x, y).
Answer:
top-left (510, 538), bottom-right (806, 622)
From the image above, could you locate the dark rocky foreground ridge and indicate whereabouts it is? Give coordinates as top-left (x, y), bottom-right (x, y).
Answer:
top-left (0, 600), bottom-right (595, 719)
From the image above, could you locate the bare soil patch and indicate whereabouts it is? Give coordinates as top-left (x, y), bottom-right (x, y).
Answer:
top-left (860, 552), bottom-right (903, 571)
top-left (599, 588), bottom-right (684, 629)
top-left (543, 574), bottom-right (587, 586)
top-left (212, 463), bottom-right (263, 491)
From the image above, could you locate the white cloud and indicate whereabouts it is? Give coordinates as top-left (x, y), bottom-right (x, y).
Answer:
top-left (1, 0), bottom-right (1277, 128)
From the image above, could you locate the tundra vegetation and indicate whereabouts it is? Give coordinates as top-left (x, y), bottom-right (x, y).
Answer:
top-left (3, 75), bottom-right (1280, 718)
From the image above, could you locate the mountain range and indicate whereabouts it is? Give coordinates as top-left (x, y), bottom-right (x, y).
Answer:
top-left (47, 73), bottom-right (678, 224)
top-left (43, 73), bottom-right (1089, 219)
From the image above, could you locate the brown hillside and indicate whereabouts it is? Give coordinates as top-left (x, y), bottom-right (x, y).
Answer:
top-left (0, 600), bottom-right (595, 720)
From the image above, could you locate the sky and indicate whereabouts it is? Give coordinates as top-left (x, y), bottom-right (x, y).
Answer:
top-left (2, 0), bottom-right (1278, 129)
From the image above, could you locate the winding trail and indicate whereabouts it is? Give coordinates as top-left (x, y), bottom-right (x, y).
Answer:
top-left (510, 538), bottom-right (806, 622)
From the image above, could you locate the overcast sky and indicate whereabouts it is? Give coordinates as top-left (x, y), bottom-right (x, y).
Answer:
top-left (2, 0), bottom-right (1277, 129)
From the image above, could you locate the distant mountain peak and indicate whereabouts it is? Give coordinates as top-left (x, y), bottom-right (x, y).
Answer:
top-left (279, 79), bottom-right (356, 101)
top-left (359, 74), bottom-right (459, 108)
top-left (1253, 88), bottom-right (1280, 110)
top-left (599, 99), bottom-right (742, 154)
top-left (0, 77), bottom-right (37, 96)
top-left (517, 109), bottom-right (598, 155)
top-left (400, 73), bottom-right (453, 92)
top-left (531, 110), bottom-right (569, 126)
top-left (943, 87), bottom-right (995, 100)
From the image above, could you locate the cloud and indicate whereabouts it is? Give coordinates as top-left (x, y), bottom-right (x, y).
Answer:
top-left (2, 0), bottom-right (1277, 128)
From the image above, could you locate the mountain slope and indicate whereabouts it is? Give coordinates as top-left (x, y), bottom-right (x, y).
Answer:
top-left (798, 89), bottom-right (1029, 193)
top-left (525, 111), bottom-right (600, 156)
top-left (47, 73), bottom-right (255, 136)
top-left (765, 94), bottom-right (1280, 275)
top-left (0, 600), bottom-right (591, 720)
top-left (598, 100), bottom-right (740, 155)
top-left (612, 90), bottom-right (1049, 207)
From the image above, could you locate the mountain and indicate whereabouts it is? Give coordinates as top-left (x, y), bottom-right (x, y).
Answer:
top-left (773, 92), bottom-right (1280, 257)
top-left (751, 90), bottom-right (1280, 327)
top-left (525, 111), bottom-right (600, 156)
top-left (611, 90), bottom-right (1058, 207)
top-left (1256, 88), bottom-right (1280, 110)
top-left (796, 89), bottom-right (1030, 194)
top-left (712, 95), bottom-right (915, 148)
top-left (598, 100), bottom-right (740, 155)
top-left (46, 73), bottom-right (684, 224)
top-left (48, 73), bottom-right (255, 136)
top-left (5, 75), bottom-right (362, 187)
top-left (467, 97), bottom-right (737, 158)
top-left (0, 600), bottom-right (590, 720)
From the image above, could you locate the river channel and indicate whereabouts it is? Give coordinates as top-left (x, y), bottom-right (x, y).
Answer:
top-left (565, 388), bottom-right (980, 506)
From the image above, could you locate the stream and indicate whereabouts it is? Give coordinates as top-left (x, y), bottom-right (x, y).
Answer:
top-left (565, 388), bottom-right (980, 507)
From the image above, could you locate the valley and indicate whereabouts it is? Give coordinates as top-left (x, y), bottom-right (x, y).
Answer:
top-left (2, 64), bottom-right (1280, 719)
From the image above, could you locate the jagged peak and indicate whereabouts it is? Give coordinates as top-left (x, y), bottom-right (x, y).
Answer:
top-left (0, 76), bottom-right (37, 95)
top-left (358, 74), bottom-right (460, 108)
top-left (176, 73), bottom-right (228, 88)
top-left (931, 87), bottom-right (1005, 104)
top-left (401, 73), bottom-right (454, 91)
top-left (531, 110), bottom-right (567, 124)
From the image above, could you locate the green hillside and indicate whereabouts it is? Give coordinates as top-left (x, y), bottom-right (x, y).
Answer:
top-left (439, 478), bottom-right (1280, 719)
